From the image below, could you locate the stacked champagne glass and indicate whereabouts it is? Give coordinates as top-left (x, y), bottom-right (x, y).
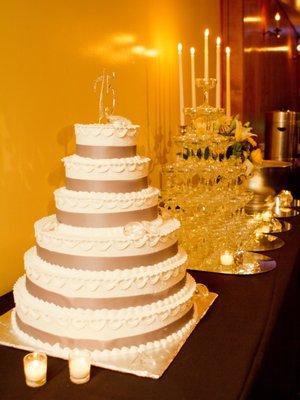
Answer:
top-left (161, 80), bottom-right (268, 274)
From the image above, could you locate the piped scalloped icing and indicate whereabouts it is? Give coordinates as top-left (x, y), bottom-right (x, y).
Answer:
top-left (75, 116), bottom-right (140, 147)
top-left (24, 246), bottom-right (188, 298)
top-left (63, 155), bottom-right (150, 181)
top-left (14, 274), bottom-right (196, 339)
top-left (54, 187), bottom-right (160, 213)
top-left (35, 215), bottom-right (179, 257)
top-left (12, 114), bottom-right (197, 359)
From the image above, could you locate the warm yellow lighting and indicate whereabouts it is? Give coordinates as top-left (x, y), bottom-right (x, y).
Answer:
top-left (177, 42), bottom-right (183, 53)
top-left (131, 46), bottom-right (158, 58)
top-left (112, 33), bottom-right (136, 45)
top-left (297, 44), bottom-right (300, 52)
top-left (216, 36), bottom-right (221, 46)
top-left (190, 47), bottom-right (195, 55)
top-left (274, 12), bottom-right (281, 22)
top-left (144, 48), bottom-right (158, 58)
top-left (225, 46), bottom-right (231, 54)
top-left (243, 16), bottom-right (262, 23)
top-left (131, 45), bottom-right (146, 55)
top-left (244, 46), bottom-right (289, 53)
top-left (204, 28), bottom-right (209, 37)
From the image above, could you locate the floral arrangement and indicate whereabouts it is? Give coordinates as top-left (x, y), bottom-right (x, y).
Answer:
top-left (215, 115), bottom-right (263, 173)
top-left (181, 115), bottom-right (263, 174)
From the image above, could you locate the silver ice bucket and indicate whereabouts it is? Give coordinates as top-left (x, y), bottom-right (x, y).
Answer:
top-left (265, 111), bottom-right (299, 161)
top-left (246, 160), bottom-right (292, 212)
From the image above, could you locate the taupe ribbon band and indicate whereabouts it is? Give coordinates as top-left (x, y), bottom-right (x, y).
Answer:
top-left (66, 177), bottom-right (148, 193)
top-left (76, 144), bottom-right (137, 159)
top-left (16, 306), bottom-right (194, 351)
top-left (36, 242), bottom-right (178, 270)
top-left (56, 205), bottom-right (158, 228)
top-left (26, 276), bottom-right (186, 309)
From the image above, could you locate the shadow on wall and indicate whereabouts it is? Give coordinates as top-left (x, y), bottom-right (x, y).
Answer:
top-left (46, 125), bottom-right (74, 215)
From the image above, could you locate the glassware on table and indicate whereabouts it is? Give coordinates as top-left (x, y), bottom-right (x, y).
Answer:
top-left (23, 352), bottom-right (47, 387)
top-left (69, 349), bottom-right (91, 384)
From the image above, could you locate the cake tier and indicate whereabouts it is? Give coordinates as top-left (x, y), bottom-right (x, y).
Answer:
top-left (25, 246), bottom-right (187, 301)
top-left (63, 155), bottom-right (150, 193)
top-left (75, 117), bottom-right (139, 147)
top-left (12, 307), bottom-right (196, 366)
top-left (14, 274), bottom-right (196, 350)
top-left (35, 215), bottom-right (179, 270)
top-left (54, 187), bottom-right (160, 228)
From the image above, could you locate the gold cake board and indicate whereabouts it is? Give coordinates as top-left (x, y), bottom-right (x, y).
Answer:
top-left (0, 285), bottom-right (217, 379)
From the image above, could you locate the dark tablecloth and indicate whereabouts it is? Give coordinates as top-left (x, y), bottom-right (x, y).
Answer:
top-left (0, 216), bottom-right (299, 400)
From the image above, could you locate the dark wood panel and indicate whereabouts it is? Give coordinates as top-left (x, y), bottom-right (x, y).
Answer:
top-left (221, 0), bottom-right (300, 142)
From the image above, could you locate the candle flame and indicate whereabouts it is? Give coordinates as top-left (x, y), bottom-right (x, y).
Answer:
top-left (190, 47), bottom-right (195, 55)
top-left (204, 28), bottom-right (209, 37)
top-left (177, 43), bottom-right (183, 53)
top-left (216, 36), bottom-right (221, 46)
top-left (225, 46), bottom-right (231, 54)
top-left (274, 12), bottom-right (281, 22)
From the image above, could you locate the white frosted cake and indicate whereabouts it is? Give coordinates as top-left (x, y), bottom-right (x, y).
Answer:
top-left (12, 116), bottom-right (196, 361)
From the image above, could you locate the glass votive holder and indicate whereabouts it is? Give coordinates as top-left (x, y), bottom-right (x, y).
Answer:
top-left (23, 352), bottom-right (47, 388)
top-left (220, 250), bottom-right (234, 266)
top-left (68, 349), bottom-right (91, 384)
top-left (278, 190), bottom-right (293, 207)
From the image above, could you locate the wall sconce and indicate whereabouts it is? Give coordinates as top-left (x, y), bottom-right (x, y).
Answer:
top-left (263, 12), bottom-right (282, 38)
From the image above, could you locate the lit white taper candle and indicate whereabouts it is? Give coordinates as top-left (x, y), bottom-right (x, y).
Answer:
top-left (177, 43), bottom-right (185, 126)
top-left (204, 29), bottom-right (209, 80)
top-left (225, 46), bottom-right (231, 117)
top-left (190, 47), bottom-right (196, 109)
top-left (216, 37), bottom-right (221, 108)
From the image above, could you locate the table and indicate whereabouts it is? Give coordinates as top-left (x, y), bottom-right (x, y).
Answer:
top-left (0, 215), bottom-right (299, 400)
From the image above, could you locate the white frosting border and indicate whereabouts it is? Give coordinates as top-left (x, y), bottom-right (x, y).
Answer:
top-left (63, 155), bottom-right (150, 181)
top-left (54, 186), bottom-right (160, 213)
top-left (14, 274), bottom-right (195, 318)
top-left (11, 307), bottom-right (196, 370)
top-left (25, 246), bottom-right (188, 297)
top-left (34, 215), bottom-right (180, 257)
top-left (74, 119), bottom-right (140, 147)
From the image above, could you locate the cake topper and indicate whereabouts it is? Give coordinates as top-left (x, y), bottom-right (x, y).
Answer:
top-left (93, 70), bottom-right (116, 124)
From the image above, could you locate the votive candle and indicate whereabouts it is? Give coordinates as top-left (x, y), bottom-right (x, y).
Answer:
top-left (220, 251), bottom-right (234, 266)
top-left (69, 349), bottom-right (91, 384)
top-left (23, 352), bottom-right (47, 388)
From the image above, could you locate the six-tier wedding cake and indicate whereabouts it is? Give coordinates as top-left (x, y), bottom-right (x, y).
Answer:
top-left (12, 116), bottom-right (197, 363)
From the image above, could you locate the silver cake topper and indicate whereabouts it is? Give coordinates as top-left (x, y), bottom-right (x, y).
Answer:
top-left (93, 70), bottom-right (116, 124)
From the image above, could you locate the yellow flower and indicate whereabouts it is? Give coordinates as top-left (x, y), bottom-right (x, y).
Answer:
top-left (235, 120), bottom-right (257, 143)
top-left (250, 148), bottom-right (263, 164)
top-left (247, 136), bottom-right (257, 147)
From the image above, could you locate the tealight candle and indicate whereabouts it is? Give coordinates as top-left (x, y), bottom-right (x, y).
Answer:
top-left (23, 352), bottom-right (47, 388)
top-left (69, 349), bottom-right (91, 384)
top-left (220, 251), bottom-right (234, 266)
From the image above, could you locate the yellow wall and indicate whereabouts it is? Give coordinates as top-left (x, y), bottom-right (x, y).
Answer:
top-left (0, 0), bottom-right (220, 295)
